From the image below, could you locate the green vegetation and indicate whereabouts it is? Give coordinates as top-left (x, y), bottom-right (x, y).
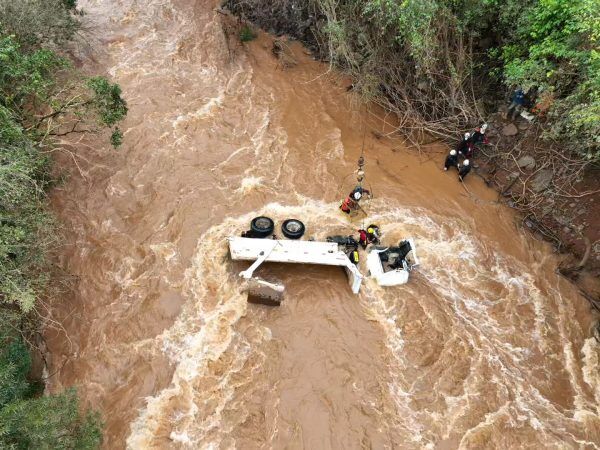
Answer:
top-left (1, 325), bottom-right (102, 449)
top-left (239, 24), bottom-right (257, 42)
top-left (1, 0), bottom-right (127, 447)
top-left (499, 0), bottom-right (599, 160)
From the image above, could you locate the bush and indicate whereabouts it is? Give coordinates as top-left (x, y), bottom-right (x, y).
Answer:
top-left (0, 326), bottom-right (102, 449)
top-left (239, 25), bottom-right (256, 42)
top-left (500, 0), bottom-right (600, 160)
top-left (0, 0), bottom-right (81, 49)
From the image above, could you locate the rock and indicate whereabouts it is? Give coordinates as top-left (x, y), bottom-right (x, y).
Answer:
top-left (518, 121), bottom-right (530, 130)
top-left (502, 123), bottom-right (518, 136)
top-left (563, 227), bottom-right (570, 234)
top-left (569, 202), bottom-right (576, 207)
top-left (507, 172), bottom-right (519, 180)
top-left (516, 155), bottom-right (536, 170)
top-left (531, 169), bottom-right (553, 192)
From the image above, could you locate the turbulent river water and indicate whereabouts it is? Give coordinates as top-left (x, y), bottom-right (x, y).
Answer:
top-left (45, 0), bottom-right (600, 448)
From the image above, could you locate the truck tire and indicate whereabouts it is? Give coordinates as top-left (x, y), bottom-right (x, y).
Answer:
top-left (281, 219), bottom-right (305, 239)
top-left (250, 216), bottom-right (274, 238)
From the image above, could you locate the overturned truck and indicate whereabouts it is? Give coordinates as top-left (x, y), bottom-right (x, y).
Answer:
top-left (228, 216), bottom-right (419, 305)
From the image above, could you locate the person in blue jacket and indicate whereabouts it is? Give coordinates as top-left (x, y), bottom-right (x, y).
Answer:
top-left (507, 88), bottom-right (525, 120)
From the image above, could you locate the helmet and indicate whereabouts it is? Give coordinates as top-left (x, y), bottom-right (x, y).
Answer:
top-left (450, 149), bottom-right (457, 155)
top-left (463, 159), bottom-right (470, 165)
top-left (464, 132), bottom-right (471, 140)
top-left (481, 123), bottom-right (488, 133)
top-left (353, 191), bottom-right (362, 200)
top-left (367, 227), bottom-right (374, 234)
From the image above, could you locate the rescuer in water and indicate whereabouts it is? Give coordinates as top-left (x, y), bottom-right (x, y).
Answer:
top-left (444, 149), bottom-right (459, 171)
top-left (340, 185), bottom-right (371, 214)
top-left (350, 185), bottom-right (370, 201)
top-left (458, 159), bottom-right (471, 182)
top-left (340, 195), bottom-right (357, 214)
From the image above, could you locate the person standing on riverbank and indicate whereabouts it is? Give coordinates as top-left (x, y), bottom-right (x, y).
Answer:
top-left (506, 88), bottom-right (525, 120)
top-left (444, 149), bottom-right (459, 171)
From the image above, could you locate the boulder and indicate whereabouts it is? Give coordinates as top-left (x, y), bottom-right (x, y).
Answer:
top-left (531, 169), bottom-right (553, 192)
top-left (502, 123), bottom-right (518, 136)
top-left (516, 155), bottom-right (536, 170)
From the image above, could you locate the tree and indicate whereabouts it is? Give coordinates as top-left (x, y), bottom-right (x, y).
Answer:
top-left (0, 0), bottom-right (81, 50)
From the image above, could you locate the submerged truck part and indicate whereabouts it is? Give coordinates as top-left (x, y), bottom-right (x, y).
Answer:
top-left (366, 238), bottom-right (419, 287)
top-left (228, 237), bottom-right (364, 298)
top-left (244, 278), bottom-right (285, 306)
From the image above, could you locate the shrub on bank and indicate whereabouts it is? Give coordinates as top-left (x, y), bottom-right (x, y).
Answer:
top-left (0, 323), bottom-right (102, 449)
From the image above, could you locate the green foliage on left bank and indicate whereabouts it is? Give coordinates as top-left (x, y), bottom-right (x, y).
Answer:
top-left (0, 0), bottom-right (127, 448)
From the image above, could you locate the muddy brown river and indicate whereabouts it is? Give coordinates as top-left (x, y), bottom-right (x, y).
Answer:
top-left (45, 0), bottom-right (600, 448)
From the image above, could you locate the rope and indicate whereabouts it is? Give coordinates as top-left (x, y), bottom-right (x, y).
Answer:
top-left (360, 124), bottom-right (366, 158)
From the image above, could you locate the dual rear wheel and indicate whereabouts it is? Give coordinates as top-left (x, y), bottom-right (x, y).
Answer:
top-left (249, 216), bottom-right (305, 239)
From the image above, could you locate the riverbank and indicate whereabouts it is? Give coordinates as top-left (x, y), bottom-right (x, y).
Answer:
top-left (474, 114), bottom-right (600, 310)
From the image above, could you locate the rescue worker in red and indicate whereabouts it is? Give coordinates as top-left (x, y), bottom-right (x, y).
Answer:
top-left (340, 195), bottom-right (357, 214)
top-left (358, 229), bottom-right (368, 248)
top-left (358, 225), bottom-right (380, 248)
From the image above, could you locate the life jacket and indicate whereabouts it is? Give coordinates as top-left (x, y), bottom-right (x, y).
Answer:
top-left (350, 250), bottom-right (359, 264)
top-left (340, 196), bottom-right (355, 213)
top-left (358, 230), bottom-right (368, 242)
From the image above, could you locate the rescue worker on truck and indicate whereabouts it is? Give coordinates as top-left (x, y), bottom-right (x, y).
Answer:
top-left (358, 229), bottom-right (369, 249)
top-left (348, 244), bottom-right (360, 265)
top-left (367, 225), bottom-right (380, 244)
